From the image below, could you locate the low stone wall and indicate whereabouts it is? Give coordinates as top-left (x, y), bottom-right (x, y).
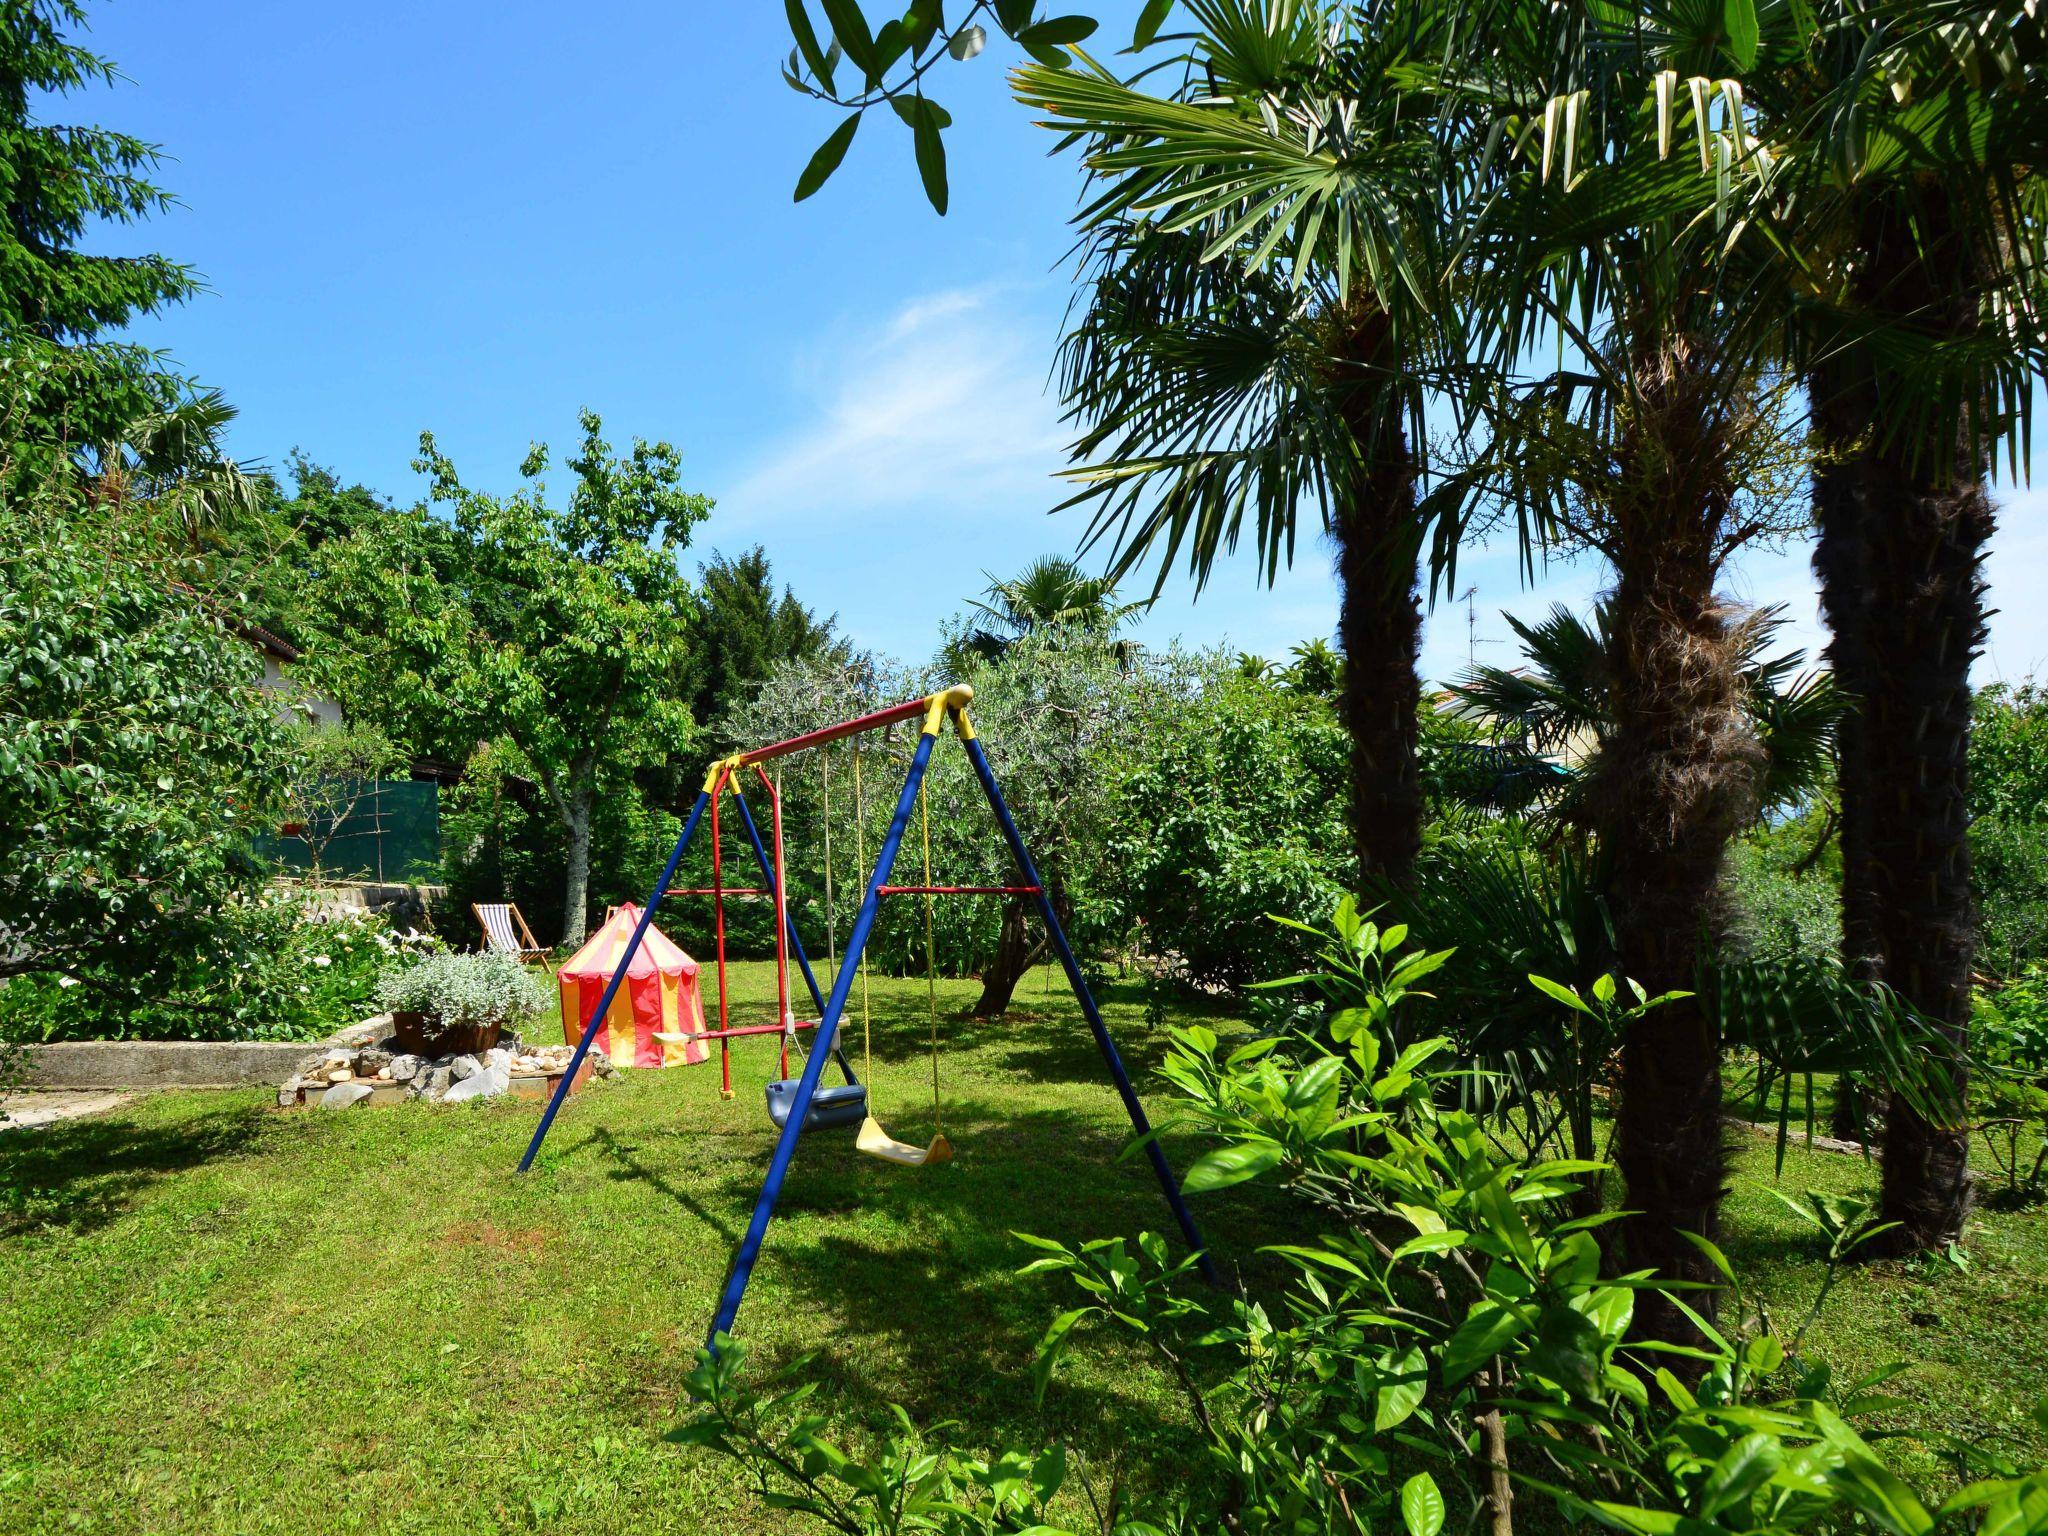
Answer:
top-left (17, 1035), bottom-right (352, 1090)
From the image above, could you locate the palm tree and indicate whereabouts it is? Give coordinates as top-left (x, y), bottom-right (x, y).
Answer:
top-left (1023, 0), bottom-right (1474, 888)
top-left (1779, 2), bottom-right (2047, 1252)
top-left (81, 388), bottom-right (263, 549)
top-left (1451, 602), bottom-right (1842, 834)
top-left (957, 553), bottom-right (1149, 663)
top-left (1432, 0), bottom-right (1850, 1333)
top-left (1027, 0), bottom-right (1809, 1332)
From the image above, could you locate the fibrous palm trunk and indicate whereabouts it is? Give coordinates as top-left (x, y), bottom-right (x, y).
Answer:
top-left (1811, 195), bottom-right (1988, 1252)
top-left (1602, 337), bottom-right (1761, 1342)
top-left (1332, 304), bottom-right (1424, 888)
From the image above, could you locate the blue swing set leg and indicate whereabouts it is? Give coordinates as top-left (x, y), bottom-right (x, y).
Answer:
top-left (516, 787), bottom-right (712, 1175)
top-left (510, 692), bottom-right (1215, 1344)
top-left (708, 727), bottom-right (941, 1342)
top-left (961, 733), bottom-right (1218, 1285)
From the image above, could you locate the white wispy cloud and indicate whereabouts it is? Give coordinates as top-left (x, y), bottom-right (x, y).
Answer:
top-left (709, 286), bottom-right (2044, 678)
top-left (718, 284), bottom-right (1069, 536)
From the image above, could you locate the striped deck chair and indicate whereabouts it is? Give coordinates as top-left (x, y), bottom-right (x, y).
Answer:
top-left (474, 902), bottom-right (548, 964)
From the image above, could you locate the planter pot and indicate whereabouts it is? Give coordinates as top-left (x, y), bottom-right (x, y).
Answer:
top-left (390, 1010), bottom-right (505, 1058)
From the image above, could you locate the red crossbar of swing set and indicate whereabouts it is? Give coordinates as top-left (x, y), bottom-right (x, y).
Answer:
top-left (722, 693), bottom-right (938, 769)
top-left (693, 693), bottom-right (997, 1095)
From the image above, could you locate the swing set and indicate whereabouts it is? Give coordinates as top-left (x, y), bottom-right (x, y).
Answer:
top-left (516, 684), bottom-right (1214, 1342)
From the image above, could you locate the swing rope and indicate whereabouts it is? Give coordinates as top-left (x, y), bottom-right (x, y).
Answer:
top-left (820, 748), bottom-right (836, 968)
top-left (918, 773), bottom-right (942, 1136)
top-left (849, 733), bottom-right (951, 1167)
top-left (854, 738), bottom-right (874, 1087)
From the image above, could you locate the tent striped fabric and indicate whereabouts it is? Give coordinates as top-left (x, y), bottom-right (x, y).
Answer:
top-left (556, 904), bottom-right (708, 1069)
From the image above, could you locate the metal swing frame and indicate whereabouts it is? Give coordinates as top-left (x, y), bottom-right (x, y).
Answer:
top-left (514, 684), bottom-right (1216, 1343)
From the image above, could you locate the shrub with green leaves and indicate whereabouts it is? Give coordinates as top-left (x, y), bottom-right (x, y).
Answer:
top-left (375, 950), bottom-right (549, 1032)
top-left (0, 892), bottom-right (412, 1044)
top-left (1974, 971), bottom-right (2048, 1203)
top-left (676, 903), bottom-right (2048, 1535)
top-left (1099, 660), bottom-right (1353, 992)
top-left (0, 512), bottom-right (286, 994)
top-left (1725, 821), bottom-right (1842, 964)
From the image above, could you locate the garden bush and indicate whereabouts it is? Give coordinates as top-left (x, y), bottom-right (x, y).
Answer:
top-left (679, 902), bottom-right (2048, 1535)
top-left (1974, 969), bottom-right (2048, 1203)
top-left (375, 949), bottom-right (551, 1032)
top-left (0, 892), bottom-right (427, 1044)
top-left (1725, 818), bottom-right (1842, 964)
top-left (1099, 660), bottom-right (1352, 992)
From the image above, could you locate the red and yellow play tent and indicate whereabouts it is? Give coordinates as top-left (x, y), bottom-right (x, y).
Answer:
top-left (556, 903), bottom-right (707, 1068)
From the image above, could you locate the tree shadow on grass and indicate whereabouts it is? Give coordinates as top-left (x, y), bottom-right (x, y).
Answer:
top-left (711, 1098), bottom-right (1284, 1396)
top-left (0, 1101), bottom-right (270, 1237)
top-left (828, 993), bottom-right (1204, 1086)
top-left (558, 1125), bottom-right (747, 1245)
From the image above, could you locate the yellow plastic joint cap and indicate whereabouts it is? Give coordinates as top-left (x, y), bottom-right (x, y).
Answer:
top-left (700, 753), bottom-right (746, 794)
top-left (922, 683), bottom-right (975, 737)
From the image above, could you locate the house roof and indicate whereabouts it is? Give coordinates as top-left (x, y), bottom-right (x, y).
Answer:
top-left (235, 621), bottom-right (301, 662)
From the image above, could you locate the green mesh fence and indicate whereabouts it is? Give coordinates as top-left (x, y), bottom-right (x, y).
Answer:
top-left (257, 778), bottom-right (442, 883)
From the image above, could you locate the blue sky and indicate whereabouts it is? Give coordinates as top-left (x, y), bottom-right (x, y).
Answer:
top-left (73, 1), bottom-right (2047, 686)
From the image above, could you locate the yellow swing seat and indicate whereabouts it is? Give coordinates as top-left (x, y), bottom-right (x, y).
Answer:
top-left (855, 1115), bottom-right (952, 1167)
top-left (844, 737), bottom-right (953, 1171)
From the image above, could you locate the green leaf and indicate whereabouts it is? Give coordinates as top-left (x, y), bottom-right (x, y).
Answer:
top-left (1722, 0), bottom-right (1760, 69)
top-left (1528, 973), bottom-right (1593, 1015)
top-left (888, 96), bottom-right (953, 129)
top-left (785, 0), bottom-right (834, 89)
top-left (1699, 1433), bottom-right (1782, 1520)
top-left (794, 114), bottom-right (859, 202)
top-left (1020, 16), bottom-right (1098, 45)
top-left (818, 0), bottom-right (878, 78)
top-left (1401, 1473), bottom-right (1446, 1536)
top-left (1390, 1230), bottom-right (1469, 1261)
top-left (1181, 1139), bottom-right (1284, 1193)
top-left (1526, 1305), bottom-right (1605, 1400)
top-left (1442, 1301), bottom-right (1529, 1384)
top-left (910, 101), bottom-right (948, 215)
top-left (1133, 0), bottom-right (1174, 49)
top-left (1031, 1308), bottom-right (1089, 1403)
top-left (1376, 1347), bottom-right (1427, 1431)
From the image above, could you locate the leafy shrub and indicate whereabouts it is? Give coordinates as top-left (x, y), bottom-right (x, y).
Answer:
top-left (0, 892), bottom-right (422, 1043)
top-left (1974, 971), bottom-right (2048, 1202)
top-left (0, 511), bottom-right (287, 992)
top-left (375, 950), bottom-right (549, 1031)
top-left (1099, 662), bottom-right (1352, 991)
top-left (1972, 813), bottom-right (2048, 981)
top-left (677, 904), bottom-right (2048, 1535)
top-left (1970, 684), bottom-right (2048, 980)
top-left (1724, 819), bottom-right (1842, 963)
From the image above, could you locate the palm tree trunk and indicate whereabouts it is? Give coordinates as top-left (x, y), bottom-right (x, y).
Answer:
top-left (1605, 562), bottom-right (1753, 1338)
top-left (1602, 338), bottom-right (1761, 1342)
top-left (1333, 305), bottom-right (1423, 887)
top-left (1810, 195), bottom-right (1988, 1253)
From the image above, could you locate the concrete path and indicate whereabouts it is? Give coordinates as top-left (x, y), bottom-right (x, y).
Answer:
top-left (1, 1090), bottom-right (139, 1129)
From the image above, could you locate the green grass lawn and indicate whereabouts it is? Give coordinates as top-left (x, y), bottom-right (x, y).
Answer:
top-left (3, 963), bottom-right (2043, 1533)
